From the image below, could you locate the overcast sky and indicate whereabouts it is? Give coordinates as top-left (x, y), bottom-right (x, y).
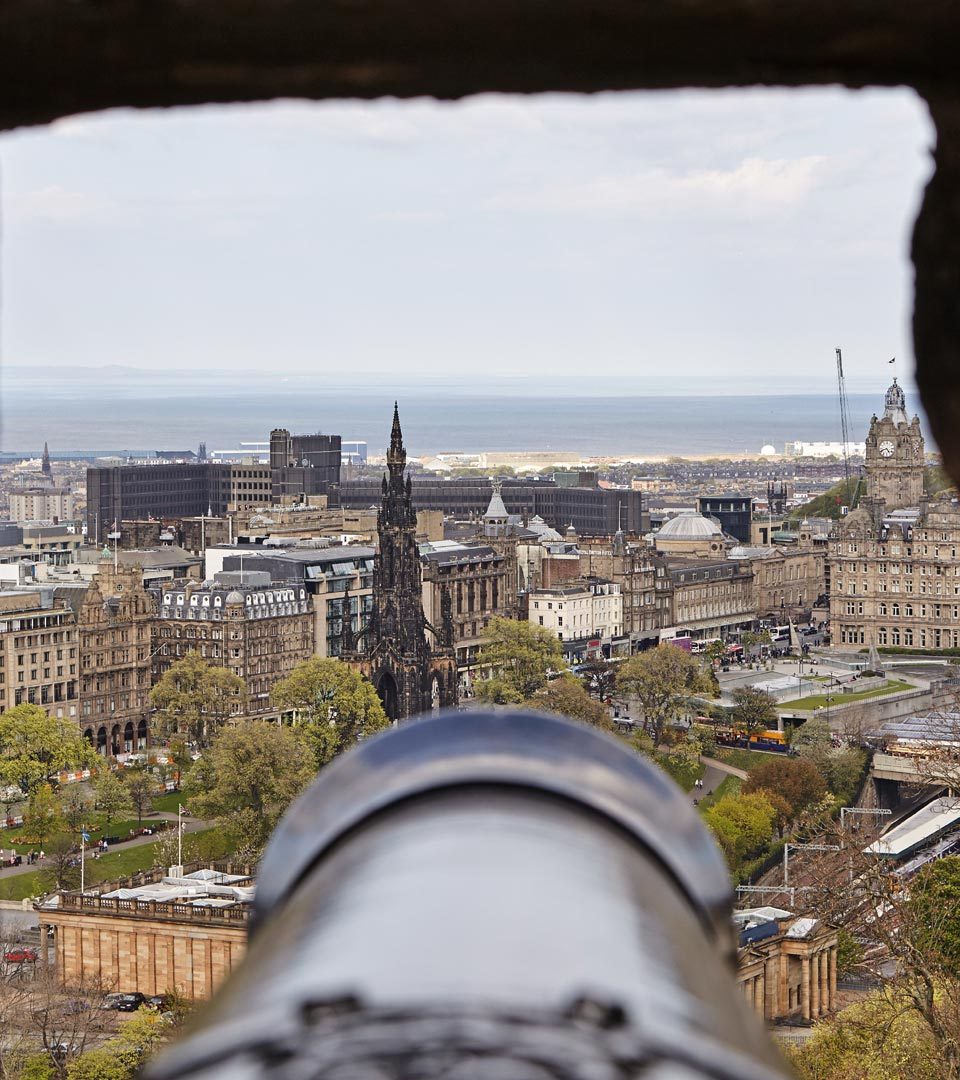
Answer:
top-left (0, 88), bottom-right (934, 393)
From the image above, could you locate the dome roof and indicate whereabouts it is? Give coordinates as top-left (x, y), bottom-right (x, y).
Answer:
top-left (657, 512), bottom-right (722, 540)
top-left (225, 590), bottom-right (245, 605)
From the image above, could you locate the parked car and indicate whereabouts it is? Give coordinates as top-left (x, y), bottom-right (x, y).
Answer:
top-left (4, 947), bottom-right (38, 964)
top-left (102, 992), bottom-right (146, 1012)
top-left (146, 994), bottom-right (170, 1010)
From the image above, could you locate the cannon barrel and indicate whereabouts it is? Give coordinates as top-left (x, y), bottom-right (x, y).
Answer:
top-left (148, 711), bottom-right (789, 1080)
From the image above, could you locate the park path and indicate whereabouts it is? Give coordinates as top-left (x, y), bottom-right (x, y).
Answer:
top-left (690, 760), bottom-right (726, 805)
top-left (700, 756), bottom-right (749, 780)
top-left (0, 813), bottom-right (209, 880)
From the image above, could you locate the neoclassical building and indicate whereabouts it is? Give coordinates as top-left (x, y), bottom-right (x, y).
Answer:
top-left (828, 378), bottom-right (960, 650)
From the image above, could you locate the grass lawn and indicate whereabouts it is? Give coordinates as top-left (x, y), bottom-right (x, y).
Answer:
top-left (0, 827), bottom-right (220, 903)
top-left (151, 791), bottom-right (187, 814)
top-left (709, 747), bottom-right (785, 773)
top-left (0, 818), bottom-right (169, 856)
top-left (698, 775), bottom-right (741, 811)
top-left (778, 679), bottom-right (913, 710)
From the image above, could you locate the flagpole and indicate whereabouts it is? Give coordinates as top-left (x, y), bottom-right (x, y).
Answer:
top-left (80, 828), bottom-right (85, 895)
top-left (178, 804), bottom-right (183, 868)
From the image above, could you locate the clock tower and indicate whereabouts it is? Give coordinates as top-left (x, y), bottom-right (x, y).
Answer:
top-left (863, 377), bottom-right (925, 510)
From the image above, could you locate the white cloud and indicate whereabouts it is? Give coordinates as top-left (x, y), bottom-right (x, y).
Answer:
top-left (5, 185), bottom-right (119, 224)
top-left (485, 155), bottom-right (828, 219)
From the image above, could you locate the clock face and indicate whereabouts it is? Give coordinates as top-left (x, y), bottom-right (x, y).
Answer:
top-left (879, 440), bottom-right (895, 458)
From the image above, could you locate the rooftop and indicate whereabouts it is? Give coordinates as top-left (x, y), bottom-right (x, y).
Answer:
top-left (37, 862), bottom-right (255, 925)
top-left (866, 796), bottom-right (960, 859)
top-left (657, 512), bottom-right (723, 540)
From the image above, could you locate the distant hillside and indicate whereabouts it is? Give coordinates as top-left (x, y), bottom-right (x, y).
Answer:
top-left (790, 466), bottom-right (954, 522)
top-left (925, 464), bottom-right (956, 496)
top-left (790, 478), bottom-right (861, 521)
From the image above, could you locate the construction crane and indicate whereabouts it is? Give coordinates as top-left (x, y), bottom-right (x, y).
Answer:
top-left (836, 346), bottom-right (854, 511)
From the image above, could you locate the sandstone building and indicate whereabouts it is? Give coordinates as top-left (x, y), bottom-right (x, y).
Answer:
top-left (77, 561), bottom-right (154, 755)
top-left (655, 556), bottom-right (756, 642)
top-left (734, 907), bottom-right (838, 1024)
top-left (36, 864), bottom-right (251, 1000)
top-left (0, 592), bottom-right (78, 719)
top-left (151, 574), bottom-right (313, 719)
top-left (829, 379), bottom-right (960, 650)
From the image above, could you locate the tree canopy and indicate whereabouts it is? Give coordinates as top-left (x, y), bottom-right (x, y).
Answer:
top-left (184, 721), bottom-right (315, 859)
top-left (93, 769), bottom-right (132, 830)
top-left (270, 658), bottom-right (390, 768)
top-left (474, 617), bottom-right (565, 703)
top-left (616, 644), bottom-right (710, 747)
top-left (527, 675), bottom-right (612, 730)
top-left (149, 652), bottom-right (246, 748)
top-left (742, 756), bottom-right (827, 818)
top-left (909, 856), bottom-right (960, 978)
top-left (0, 704), bottom-right (95, 795)
top-left (702, 790), bottom-right (777, 864)
top-left (730, 687), bottom-right (779, 736)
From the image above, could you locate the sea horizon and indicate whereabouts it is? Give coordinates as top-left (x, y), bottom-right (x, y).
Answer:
top-left (0, 373), bottom-right (932, 460)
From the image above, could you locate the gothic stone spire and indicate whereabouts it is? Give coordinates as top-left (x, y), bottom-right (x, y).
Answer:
top-left (387, 401), bottom-right (406, 481)
top-left (41, 441), bottom-right (52, 477)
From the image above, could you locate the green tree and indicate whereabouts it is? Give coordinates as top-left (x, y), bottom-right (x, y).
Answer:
top-left (785, 989), bottom-right (941, 1080)
top-left (616, 644), bottom-right (711, 747)
top-left (791, 716), bottom-right (833, 770)
top-left (93, 770), bottom-right (131, 832)
top-left (704, 639), bottom-right (727, 667)
top-left (149, 651), bottom-right (246, 749)
top-left (184, 721), bottom-right (315, 859)
top-left (527, 675), bottom-right (612, 730)
top-left (824, 746), bottom-right (867, 803)
top-left (576, 659), bottom-right (616, 700)
top-left (270, 658), bottom-right (390, 768)
top-left (59, 786), bottom-right (94, 834)
top-left (123, 768), bottom-right (161, 825)
top-left (0, 704), bottom-right (94, 796)
top-left (909, 856), bottom-right (960, 978)
top-left (741, 629), bottom-right (772, 654)
top-left (702, 791), bottom-right (777, 865)
top-left (67, 1008), bottom-right (171, 1080)
top-left (474, 617), bottom-right (565, 703)
top-left (742, 755), bottom-right (827, 818)
top-left (38, 831), bottom-right (81, 892)
top-left (835, 927), bottom-right (865, 979)
top-left (22, 783), bottom-right (63, 848)
top-left (730, 686), bottom-right (779, 737)
top-left (166, 737), bottom-right (193, 789)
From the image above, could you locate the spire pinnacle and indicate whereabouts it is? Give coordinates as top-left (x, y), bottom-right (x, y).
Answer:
top-left (41, 441), bottom-right (51, 477)
top-left (387, 401), bottom-right (406, 473)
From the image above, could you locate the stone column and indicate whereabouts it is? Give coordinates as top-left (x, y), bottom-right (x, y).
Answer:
top-left (810, 952), bottom-right (820, 1017)
top-left (801, 956), bottom-right (811, 1021)
top-left (753, 974), bottom-right (764, 1015)
top-left (828, 946), bottom-right (837, 1012)
top-left (765, 957), bottom-right (779, 1019)
top-left (820, 951), bottom-right (829, 1014)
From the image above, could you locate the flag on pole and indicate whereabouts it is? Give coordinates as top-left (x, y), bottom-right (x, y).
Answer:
top-left (81, 830), bottom-right (90, 843)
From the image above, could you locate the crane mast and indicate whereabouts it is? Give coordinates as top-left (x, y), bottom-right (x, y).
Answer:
top-left (836, 346), bottom-right (853, 510)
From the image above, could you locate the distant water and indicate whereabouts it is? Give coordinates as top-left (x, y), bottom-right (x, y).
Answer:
top-left (0, 370), bottom-right (933, 459)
